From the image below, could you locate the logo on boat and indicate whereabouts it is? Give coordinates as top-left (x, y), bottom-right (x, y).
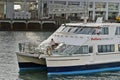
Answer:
top-left (91, 38), bottom-right (101, 40)
top-left (91, 38), bottom-right (113, 40)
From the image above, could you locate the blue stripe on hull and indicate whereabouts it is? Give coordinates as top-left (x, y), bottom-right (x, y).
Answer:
top-left (48, 67), bottom-right (120, 75)
top-left (19, 62), bottom-right (47, 71)
top-left (48, 62), bottom-right (120, 75)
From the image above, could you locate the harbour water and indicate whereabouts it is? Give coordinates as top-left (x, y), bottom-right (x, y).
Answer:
top-left (1, 31), bottom-right (120, 80)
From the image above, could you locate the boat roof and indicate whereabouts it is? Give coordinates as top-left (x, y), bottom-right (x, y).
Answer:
top-left (62, 22), bottom-right (120, 27)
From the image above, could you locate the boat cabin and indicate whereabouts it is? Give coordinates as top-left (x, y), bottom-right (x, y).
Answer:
top-left (46, 23), bottom-right (120, 56)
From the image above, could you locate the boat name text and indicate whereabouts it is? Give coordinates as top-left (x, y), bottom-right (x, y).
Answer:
top-left (91, 38), bottom-right (113, 40)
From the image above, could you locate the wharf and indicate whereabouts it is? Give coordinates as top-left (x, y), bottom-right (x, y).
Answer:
top-left (0, 19), bottom-right (58, 31)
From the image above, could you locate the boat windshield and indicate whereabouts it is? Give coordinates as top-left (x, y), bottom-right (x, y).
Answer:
top-left (60, 26), bottom-right (96, 35)
top-left (53, 44), bottom-right (93, 55)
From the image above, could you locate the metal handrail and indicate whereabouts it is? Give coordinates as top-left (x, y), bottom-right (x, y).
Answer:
top-left (18, 42), bottom-right (38, 53)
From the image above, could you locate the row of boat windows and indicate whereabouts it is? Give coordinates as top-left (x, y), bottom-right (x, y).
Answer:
top-left (73, 45), bottom-right (93, 54)
top-left (62, 44), bottom-right (120, 55)
top-left (78, 44), bottom-right (115, 54)
top-left (59, 26), bottom-right (120, 35)
top-left (60, 26), bottom-right (109, 35)
top-left (55, 44), bottom-right (93, 54)
top-left (98, 45), bottom-right (114, 53)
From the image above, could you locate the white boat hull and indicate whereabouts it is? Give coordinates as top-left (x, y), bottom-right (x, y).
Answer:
top-left (45, 53), bottom-right (120, 75)
top-left (16, 52), bottom-right (46, 70)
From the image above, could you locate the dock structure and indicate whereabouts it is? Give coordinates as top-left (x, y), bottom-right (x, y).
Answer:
top-left (4, 0), bottom-right (119, 31)
top-left (0, 20), bottom-right (11, 30)
top-left (0, 0), bottom-right (66, 31)
top-left (0, 20), bottom-right (57, 31)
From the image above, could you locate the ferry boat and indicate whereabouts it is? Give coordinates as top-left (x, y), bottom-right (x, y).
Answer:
top-left (16, 42), bottom-right (46, 70)
top-left (16, 19), bottom-right (120, 75)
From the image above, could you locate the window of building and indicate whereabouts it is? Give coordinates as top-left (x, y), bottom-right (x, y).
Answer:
top-left (108, 3), bottom-right (119, 11)
top-left (68, 1), bottom-right (80, 6)
top-left (115, 27), bottom-right (120, 35)
top-left (108, 12), bottom-right (118, 20)
top-left (89, 2), bottom-right (93, 8)
top-left (54, 1), bottom-right (66, 5)
top-left (14, 4), bottom-right (21, 10)
top-left (49, 1), bottom-right (53, 4)
top-left (95, 2), bottom-right (106, 11)
top-left (98, 44), bottom-right (115, 53)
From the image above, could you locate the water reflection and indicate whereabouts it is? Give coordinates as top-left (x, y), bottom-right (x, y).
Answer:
top-left (20, 70), bottom-right (48, 80)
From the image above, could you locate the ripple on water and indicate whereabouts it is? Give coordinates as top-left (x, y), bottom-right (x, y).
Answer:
top-left (0, 53), bottom-right (19, 80)
top-left (0, 31), bottom-right (52, 80)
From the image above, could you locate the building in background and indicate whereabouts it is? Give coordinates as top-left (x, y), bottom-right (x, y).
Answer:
top-left (0, 0), bottom-right (120, 21)
top-left (48, 0), bottom-right (120, 21)
top-left (0, 1), bottom-right (5, 19)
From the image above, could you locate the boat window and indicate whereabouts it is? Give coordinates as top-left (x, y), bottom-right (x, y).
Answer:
top-left (74, 27), bottom-right (80, 33)
top-left (79, 45), bottom-right (89, 54)
top-left (75, 27), bottom-right (96, 35)
top-left (98, 44), bottom-right (115, 53)
top-left (61, 27), bottom-right (65, 31)
top-left (69, 45), bottom-right (89, 54)
top-left (60, 45), bottom-right (94, 55)
top-left (118, 44), bottom-right (120, 51)
top-left (61, 27), bottom-right (77, 33)
top-left (60, 26), bottom-right (97, 35)
top-left (68, 28), bottom-right (72, 32)
top-left (60, 26), bottom-right (82, 33)
top-left (74, 28), bottom-right (82, 33)
top-left (101, 27), bottom-right (109, 35)
top-left (69, 27), bottom-right (78, 33)
top-left (115, 27), bottom-right (120, 35)
top-left (62, 27), bottom-right (71, 32)
top-left (59, 26), bottom-right (109, 35)
top-left (89, 46), bottom-right (93, 53)
top-left (75, 46), bottom-right (93, 54)
top-left (81, 28), bottom-right (93, 34)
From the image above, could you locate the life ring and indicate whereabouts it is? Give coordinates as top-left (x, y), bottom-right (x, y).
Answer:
top-left (46, 46), bottom-right (52, 56)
